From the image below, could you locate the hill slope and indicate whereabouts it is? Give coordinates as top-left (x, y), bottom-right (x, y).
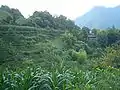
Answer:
top-left (75, 5), bottom-right (120, 29)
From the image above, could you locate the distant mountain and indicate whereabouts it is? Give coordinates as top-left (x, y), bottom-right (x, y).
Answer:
top-left (75, 5), bottom-right (120, 29)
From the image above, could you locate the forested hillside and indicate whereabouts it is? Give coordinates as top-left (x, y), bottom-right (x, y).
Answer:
top-left (0, 5), bottom-right (120, 90)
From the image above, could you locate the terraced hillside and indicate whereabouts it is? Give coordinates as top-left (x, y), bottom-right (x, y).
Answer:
top-left (0, 25), bottom-right (66, 64)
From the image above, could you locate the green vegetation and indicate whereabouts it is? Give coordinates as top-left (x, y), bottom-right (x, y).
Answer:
top-left (0, 5), bottom-right (120, 90)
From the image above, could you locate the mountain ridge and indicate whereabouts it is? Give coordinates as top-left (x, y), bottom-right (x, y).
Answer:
top-left (75, 5), bottom-right (120, 29)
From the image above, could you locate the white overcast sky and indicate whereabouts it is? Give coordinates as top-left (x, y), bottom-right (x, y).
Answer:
top-left (0, 0), bottom-right (120, 20)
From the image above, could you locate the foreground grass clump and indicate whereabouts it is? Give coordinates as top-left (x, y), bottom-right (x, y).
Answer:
top-left (0, 66), bottom-right (120, 90)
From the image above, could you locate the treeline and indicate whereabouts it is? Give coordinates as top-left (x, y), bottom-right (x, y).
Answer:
top-left (0, 5), bottom-right (79, 30)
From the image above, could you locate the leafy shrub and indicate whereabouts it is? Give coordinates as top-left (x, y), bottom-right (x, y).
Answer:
top-left (102, 46), bottom-right (120, 68)
top-left (72, 49), bottom-right (87, 64)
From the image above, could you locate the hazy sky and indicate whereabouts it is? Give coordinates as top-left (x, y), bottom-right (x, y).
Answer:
top-left (0, 0), bottom-right (120, 20)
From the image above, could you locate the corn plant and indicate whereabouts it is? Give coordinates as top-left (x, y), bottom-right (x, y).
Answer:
top-left (0, 66), bottom-right (120, 90)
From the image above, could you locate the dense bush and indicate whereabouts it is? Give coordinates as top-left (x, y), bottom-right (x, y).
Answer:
top-left (72, 49), bottom-right (87, 64)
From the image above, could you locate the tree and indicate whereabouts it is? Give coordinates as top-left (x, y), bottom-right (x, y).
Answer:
top-left (11, 8), bottom-right (24, 23)
top-left (61, 32), bottom-right (77, 49)
top-left (102, 46), bottom-right (120, 68)
top-left (107, 28), bottom-right (120, 45)
top-left (0, 10), bottom-right (13, 24)
top-left (81, 27), bottom-right (91, 42)
top-left (0, 5), bottom-right (24, 24)
top-left (97, 30), bottom-right (108, 47)
top-left (15, 17), bottom-right (27, 26)
top-left (92, 28), bottom-right (98, 35)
